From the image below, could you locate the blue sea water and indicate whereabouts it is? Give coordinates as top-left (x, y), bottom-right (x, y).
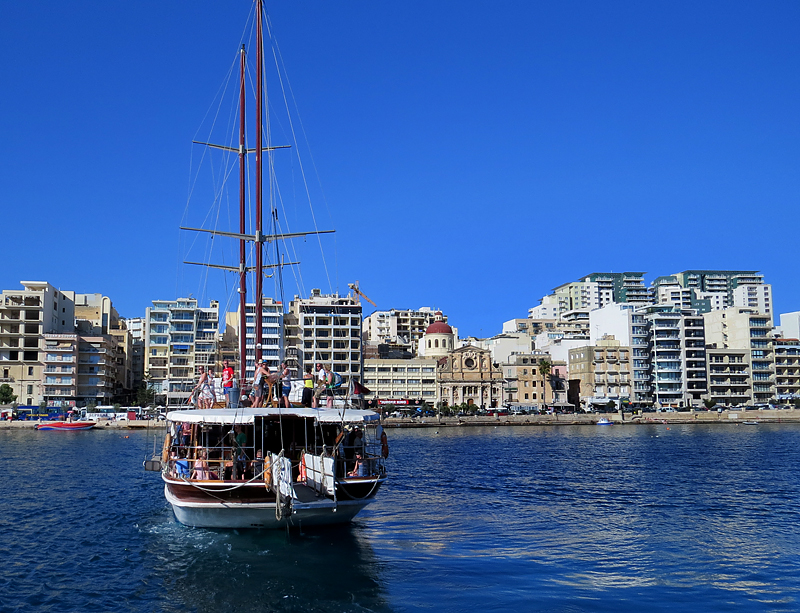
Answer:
top-left (1, 422), bottom-right (800, 612)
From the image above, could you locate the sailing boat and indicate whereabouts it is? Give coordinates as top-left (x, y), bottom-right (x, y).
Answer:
top-left (152, 1), bottom-right (388, 529)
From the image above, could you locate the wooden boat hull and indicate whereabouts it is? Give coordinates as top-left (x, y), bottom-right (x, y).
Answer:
top-left (164, 484), bottom-right (373, 529)
top-left (35, 421), bottom-right (96, 431)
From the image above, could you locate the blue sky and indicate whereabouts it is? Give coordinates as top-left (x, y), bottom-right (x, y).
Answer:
top-left (1, 1), bottom-right (798, 337)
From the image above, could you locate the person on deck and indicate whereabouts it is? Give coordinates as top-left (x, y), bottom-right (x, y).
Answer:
top-left (251, 360), bottom-right (269, 408)
top-left (222, 359), bottom-right (235, 407)
top-left (313, 363), bottom-right (328, 408)
top-left (278, 362), bottom-right (291, 408)
top-left (194, 366), bottom-right (215, 409)
top-left (301, 365), bottom-right (314, 408)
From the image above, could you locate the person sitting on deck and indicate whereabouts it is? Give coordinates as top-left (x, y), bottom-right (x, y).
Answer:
top-left (347, 452), bottom-right (368, 477)
top-left (191, 449), bottom-right (215, 480)
top-left (175, 449), bottom-right (190, 478)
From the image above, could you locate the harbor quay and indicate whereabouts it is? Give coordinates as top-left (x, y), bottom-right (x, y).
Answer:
top-left (8, 410), bottom-right (799, 431)
top-left (382, 407), bottom-right (800, 428)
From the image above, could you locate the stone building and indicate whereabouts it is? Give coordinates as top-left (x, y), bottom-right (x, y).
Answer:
top-left (436, 345), bottom-right (504, 408)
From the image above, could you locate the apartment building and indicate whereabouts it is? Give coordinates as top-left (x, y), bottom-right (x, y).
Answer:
top-left (652, 271), bottom-right (772, 319)
top-left (41, 334), bottom-right (78, 408)
top-left (704, 308), bottom-right (774, 404)
top-left (287, 289), bottom-right (362, 381)
top-left (773, 338), bottom-right (800, 402)
top-left (76, 335), bottom-right (118, 406)
top-left (362, 358), bottom-right (437, 404)
top-left (362, 307), bottom-right (449, 355)
top-left (538, 272), bottom-right (652, 318)
top-left (121, 317), bottom-right (146, 390)
top-left (568, 337), bottom-right (631, 408)
top-left (144, 298), bottom-right (219, 405)
top-left (0, 281), bottom-right (75, 406)
top-left (502, 352), bottom-right (562, 407)
top-left (706, 348), bottom-right (752, 407)
top-left (640, 306), bottom-right (707, 408)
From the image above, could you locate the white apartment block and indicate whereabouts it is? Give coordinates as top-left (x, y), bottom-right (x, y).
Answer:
top-left (0, 281), bottom-right (75, 406)
top-left (704, 307), bottom-right (774, 404)
top-left (362, 358), bottom-right (437, 403)
top-left (528, 294), bottom-right (559, 320)
top-left (706, 348), bottom-right (752, 407)
top-left (774, 338), bottom-right (800, 401)
top-left (641, 306), bottom-right (707, 409)
top-left (362, 307), bottom-right (450, 355)
top-left (144, 298), bottom-right (219, 405)
top-left (733, 284), bottom-right (773, 323)
top-left (289, 289), bottom-right (362, 380)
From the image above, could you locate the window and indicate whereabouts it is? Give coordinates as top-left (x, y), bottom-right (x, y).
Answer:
top-left (27, 385), bottom-right (33, 394)
top-left (28, 366), bottom-right (34, 376)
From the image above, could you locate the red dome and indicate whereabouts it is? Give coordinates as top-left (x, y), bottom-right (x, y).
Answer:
top-left (425, 321), bottom-right (453, 334)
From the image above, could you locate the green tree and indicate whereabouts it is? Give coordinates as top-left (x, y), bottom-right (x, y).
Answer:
top-left (538, 359), bottom-right (552, 406)
top-left (0, 384), bottom-right (17, 404)
top-left (703, 399), bottom-right (717, 410)
top-left (136, 374), bottom-right (156, 407)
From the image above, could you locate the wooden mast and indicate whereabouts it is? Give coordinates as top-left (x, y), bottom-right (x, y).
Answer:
top-left (255, 0), bottom-right (264, 364)
top-left (238, 44), bottom-right (247, 384)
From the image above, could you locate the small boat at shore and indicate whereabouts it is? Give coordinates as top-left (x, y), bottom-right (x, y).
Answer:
top-left (35, 421), bottom-right (96, 431)
top-left (597, 417), bottom-right (613, 426)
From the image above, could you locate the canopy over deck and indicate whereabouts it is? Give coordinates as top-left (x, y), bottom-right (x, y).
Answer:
top-left (166, 407), bottom-right (379, 425)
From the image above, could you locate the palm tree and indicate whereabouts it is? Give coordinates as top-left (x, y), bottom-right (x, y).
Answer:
top-left (538, 359), bottom-right (552, 409)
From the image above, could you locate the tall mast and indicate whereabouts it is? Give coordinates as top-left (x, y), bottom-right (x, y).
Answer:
top-left (238, 44), bottom-right (247, 382)
top-left (255, 0), bottom-right (264, 363)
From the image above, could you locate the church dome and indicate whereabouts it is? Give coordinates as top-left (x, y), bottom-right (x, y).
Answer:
top-left (425, 320), bottom-right (453, 335)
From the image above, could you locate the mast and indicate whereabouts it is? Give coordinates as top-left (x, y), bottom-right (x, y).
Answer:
top-left (255, 0), bottom-right (264, 363)
top-left (238, 44), bottom-right (247, 383)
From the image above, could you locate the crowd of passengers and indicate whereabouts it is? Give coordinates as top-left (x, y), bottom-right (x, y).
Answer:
top-left (168, 424), bottom-right (374, 481)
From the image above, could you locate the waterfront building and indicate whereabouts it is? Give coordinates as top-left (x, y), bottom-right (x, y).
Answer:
top-left (362, 307), bottom-right (449, 356)
top-left (706, 347), bottom-right (753, 407)
top-left (287, 289), bottom-right (362, 380)
top-left (436, 345), bottom-right (504, 409)
top-left (144, 298), bottom-right (219, 405)
top-left (121, 317), bottom-right (146, 391)
top-left (75, 334), bottom-right (118, 406)
top-left (362, 357), bottom-right (437, 405)
top-left (774, 338), bottom-right (800, 402)
top-left (41, 334), bottom-right (78, 408)
top-left (501, 352), bottom-right (560, 408)
top-left (568, 336), bottom-right (632, 410)
top-left (704, 307), bottom-right (775, 404)
top-left (639, 305), bottom-right (707, 409)
top-left (0, 281), bottom-right (75, 406)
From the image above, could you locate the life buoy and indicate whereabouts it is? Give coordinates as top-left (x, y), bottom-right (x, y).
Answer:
top-left (298, 454), bottom-right (307, 482)
top-left (381, 431), bottom-right (389, 458)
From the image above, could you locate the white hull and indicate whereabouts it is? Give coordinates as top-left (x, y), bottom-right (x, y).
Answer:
top-left (165, 485), bottom-right (372, 529)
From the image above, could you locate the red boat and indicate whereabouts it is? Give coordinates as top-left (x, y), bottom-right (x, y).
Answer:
top-left (35, 421), bottom-right (96, 431)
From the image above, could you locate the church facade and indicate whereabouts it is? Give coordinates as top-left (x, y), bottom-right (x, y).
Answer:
top-left (436, 345), bottom-right (504, 408)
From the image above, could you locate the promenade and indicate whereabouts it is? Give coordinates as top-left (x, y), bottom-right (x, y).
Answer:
top-left (3, 409), bottom-right (800, 431)
top-left (382, 408), bottom-right (800, 428)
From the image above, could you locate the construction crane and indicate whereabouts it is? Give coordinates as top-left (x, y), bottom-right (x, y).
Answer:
top-left (348, 281), bottom-right (376, 307)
